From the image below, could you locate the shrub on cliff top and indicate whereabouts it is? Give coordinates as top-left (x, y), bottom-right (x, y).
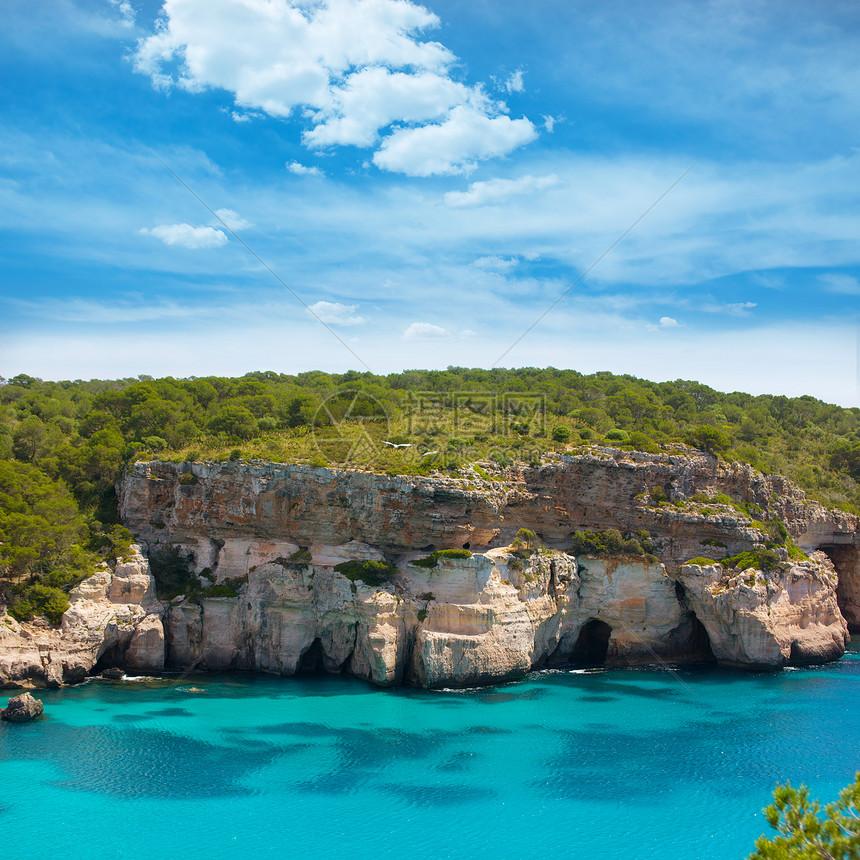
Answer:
top-left (721, 548), bottom-right (782, 572)
top-left (412, 548), bottom-right (473, 568)
top-left (684, 557), bottom-right (718, 567)
top-left (333, 559), bottom-right (396, 586)
top-left (7, 582), bottom-right (70, 626)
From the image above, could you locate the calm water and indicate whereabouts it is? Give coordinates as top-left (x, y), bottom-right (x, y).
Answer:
top-left (2, 638), bottom-right (858, 860)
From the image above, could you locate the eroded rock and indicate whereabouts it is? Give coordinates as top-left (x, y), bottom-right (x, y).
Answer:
top-left (0, 546), bottom-right (165, 688)
top-left (1, 691), bottom-right (44, 722)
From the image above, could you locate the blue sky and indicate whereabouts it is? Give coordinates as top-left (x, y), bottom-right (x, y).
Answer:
top-left (1, 0), bottom-right (859, 405)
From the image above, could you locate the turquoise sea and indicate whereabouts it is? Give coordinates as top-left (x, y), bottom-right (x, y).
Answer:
top-left (2, 638), bottom-right (858, 860)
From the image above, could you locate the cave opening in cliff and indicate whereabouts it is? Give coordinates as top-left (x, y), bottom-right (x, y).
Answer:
top-left (687, 615), bottom-right (715, 662)
top-left (297, 638), bottom-right (326, 673)
top-left (817, 544), bottom-right (858, 631)
top-left (571, 619), bottom-right (612, 666)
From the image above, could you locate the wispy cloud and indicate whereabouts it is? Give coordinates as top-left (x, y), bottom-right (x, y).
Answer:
top-left (703, 300), bottom-right (757, 316)
top-left (307, 300), bottom-right (367, 326)
top-left (106, 0), bottom-right (135, 28)
top-left (286, 161), bottom-right (323, 177)
top-left (819, 273), bottom-right (860, 296)
top-left (139, 223), bottom-right (228, 249)
top-left (402, 322), bottom-right (450, 339)
top-left (496, 69), bottom-right (524, 94)
top-left (473, 255), bottom-right (519, 272)
top-left (213, 208), bottom-right (252, 231)
top-left (444, 173), bottom-right (560, 207)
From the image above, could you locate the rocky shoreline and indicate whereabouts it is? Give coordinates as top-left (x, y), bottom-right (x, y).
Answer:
top-left (1, 450), bottom-right (857, 689)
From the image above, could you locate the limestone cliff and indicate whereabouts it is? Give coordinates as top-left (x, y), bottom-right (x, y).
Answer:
top-left (0, 547), bottom-right (164, 688)
top-left (107, 452), bottom-right (855, 687)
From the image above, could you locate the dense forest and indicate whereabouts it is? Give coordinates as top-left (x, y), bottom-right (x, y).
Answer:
top-left (1, 367), bottom-right (859, 623)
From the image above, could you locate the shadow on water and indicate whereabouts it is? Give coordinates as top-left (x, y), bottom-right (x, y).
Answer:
top-left (535, 701), bottom-right (856, 805)
top-left (112, 712), bottom-right (158, 723)
top-left (380, 782), bottom-right (497, 806)
top-left (272, 722), bottom-right (486, 797)
top-left (0, 723), bottom-right (279, 799)
top-left (146, 707), bottom-right (194, 717)
top-left (437, 750), bottom-right (480, 772)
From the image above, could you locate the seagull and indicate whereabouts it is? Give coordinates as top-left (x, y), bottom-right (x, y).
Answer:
top-left (422, 451), bottom-right (439, 457)
top-left (382, 441), bottom-right (414, 448)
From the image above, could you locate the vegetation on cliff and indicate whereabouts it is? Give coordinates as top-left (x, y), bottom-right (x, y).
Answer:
top-left (0, 367), bottom-right (858, 622)
top-left (333, 559), bottom-right (396, 586)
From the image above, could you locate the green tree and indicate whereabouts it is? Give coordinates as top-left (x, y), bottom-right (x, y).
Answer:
top-left (0, 461), bottom-right (87, 579)
top-left (686, 425), bottom-right (731, 457)
top-left (209, 405), bottom-right (258, 440)
top-left (552, 426), bottom-right (572, 443)
top-left (749, 773), bottom-right (860, 859)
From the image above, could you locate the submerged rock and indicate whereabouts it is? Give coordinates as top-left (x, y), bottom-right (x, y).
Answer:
top-left (1, 692), bottom-right (44, 722)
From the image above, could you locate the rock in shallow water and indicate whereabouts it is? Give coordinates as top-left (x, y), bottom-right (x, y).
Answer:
top-left (1, 691), bottom-right (44, 722)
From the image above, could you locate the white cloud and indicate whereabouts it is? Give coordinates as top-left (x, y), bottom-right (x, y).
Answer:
top-left (444, 173), bottom-right (560, 207)
top-left (819, 273), bottom-right (860, 295)
top-left (542, 115), bottom-right (557, 133)
top-left (231, 110), bottom-right (264, 123)
top-left (286, 161), bottom-right (323, 176)
top-left (703, 300), bottom-right (757, 316)
top-left (402, 321), bottom-right (450, 339)
top-left (139, 223), bottom-right (228, 249)
top-left (374, 106), bottom-right (537, 176)
top-left (473, 255), bottom-right (518, 271)
top-left (658, 316), bottom-right (680, 328)
top-left (107, 0), bottom-right (135, 27)
top-left (134, 0), bottom-right (536, 175)
top-left (304, 68), bottom-right (468, 148)
top-left (213, 208), bottom-right (252, 230)
top-left (307, 300), bottom-right (367, 326)
top-left (504, 69), bottom-right (524, 94)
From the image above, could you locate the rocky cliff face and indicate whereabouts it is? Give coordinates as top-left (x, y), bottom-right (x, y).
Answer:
top-left (119, 453), bottom-right (860, 571)
top-left (0, 548), bottom-right (164, 688)
top-left (108, 453), bottom-right (856, 687)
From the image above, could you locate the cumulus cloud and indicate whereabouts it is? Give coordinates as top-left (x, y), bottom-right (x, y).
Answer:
top-left (134, 0), bottom-right (536, 175)
top-left (402, 321), bottom-right (450, 339)
top-left (286, 161), bottom-right (324, 176)
top-left (213, 208), bottom-right (252, 230)
top-left (307, 300), bottom-right (367, 325)
top-left (374, 105), bottom-right (537, 176)
top-left (304, 68), bottom-right (469, 148)
top-left (658, 316), bottom-right (680, 328)
top-left (139, 223), bottom-right (228, 249)
top-left (444, 173), bottom-right (560, 207)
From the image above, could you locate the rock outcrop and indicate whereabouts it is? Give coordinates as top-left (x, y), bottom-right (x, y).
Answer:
top-left (1, 691), bottom-right (44, 721)
top-left (0, 547), bottom-right (165, 688)
top-left (674, 553), bottom-right (848, 668)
